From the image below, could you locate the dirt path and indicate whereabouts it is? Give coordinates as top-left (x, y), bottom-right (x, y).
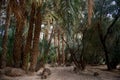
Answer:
top-left (1, 65), bottom-right (120, 80)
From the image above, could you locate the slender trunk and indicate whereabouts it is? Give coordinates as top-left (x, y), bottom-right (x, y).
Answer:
top-left (45, 29), bottom-right (48, 41)
top-left (62, 37), bottom-right (82, 69)
top-left (46, 27), bottom-right (54, 54)
top-left (71, 52), bottom-right (81, 69)
top-left (88, 0), bottom-right (93, 26)
top-left (1, 3), bottom-right (11, 68)
top-left (102, 40), bottom-right (111, 70)
top-left (54, 29), bottom-right (57, 63)
top-left (62, 33), bottom-right (65, 64)
top-left (22, 2), bottom-right (36, 70)
top-left (44, 27), bottom-right (54, 60)
top-left (57, 30), bottom-right (60, 65)
top-left (29, 7), bottom-right (42, 72)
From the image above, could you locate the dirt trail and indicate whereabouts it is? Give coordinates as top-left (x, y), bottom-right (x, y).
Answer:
top-left (0, 65), bottom-right (120, 80)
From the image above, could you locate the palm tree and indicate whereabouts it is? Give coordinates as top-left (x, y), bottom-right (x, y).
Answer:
top-left (22, 2), bottom-right (36, 70)
top-left (1, 2), bottom-right (11, 68)
top-left (55, 0), bottom-right (87, 69)
top-left (10, 0), bottom-right (26, 67)
top-left (29, 3), bottom-right (42, 72)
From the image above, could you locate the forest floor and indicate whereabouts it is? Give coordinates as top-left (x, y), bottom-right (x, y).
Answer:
top-left (0, 64), bottom-right (120, 80)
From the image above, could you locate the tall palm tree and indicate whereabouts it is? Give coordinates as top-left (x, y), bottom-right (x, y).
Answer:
top-left (22, 2), bottom-right (36, 70)
top-left (29, 3), bottom-right (42, 72)
top-left (1, 1), bottom-right (11, 68)
top-left (11, 0), bottom-right (26, 67)
top-left (55, 0), bottom-right (86, 69)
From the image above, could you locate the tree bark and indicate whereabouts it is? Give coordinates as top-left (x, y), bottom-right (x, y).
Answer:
top-left (13, 21), bottom-right (25, 67)
top-left (62, 33), bottom-right (65, 64)
top-left (11, 0), bottom-right (26, 68)
top-left (1, 3), bottom-right (11, 68)
top-left (29, 6), bottom-right (42, 72)
top-left (88, 0), bottom-right (94, 26)
top-left (22, 2), bottom-right (36, 70)
top-left (57, 29), bottom-right (61, 65)
top-left (46, 27), bottom-right (54, 55)
top-left (54, 29), bottom-right (57, 63)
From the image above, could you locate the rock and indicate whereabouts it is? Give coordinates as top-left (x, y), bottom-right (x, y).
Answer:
top-left (0, 75), bottom-right (12, 80)
top-left (41, 74), bottom-right (47, 79)
top-left (73, 67), bottom-right (80, 73)
top-left (50, 63), bottom-right (58, 67)
top-left (41, 68), bottom-right (51, 79)
top-left (60, 64), bottom-right (65, 67)
top-left (65, 63), bottom-right (71, 67)
top-left (4, 67), bottom-right (25, 77)
top-left (93, 72), bottom-right (99, 76)
top-left (36, 67), bottom-right (44, 75)
top-left (0, 69), bottom-right (5, 75)
top-left (35, 61), bottom-right (44, 72)
top-left (27, 71), bottom-right (36, 76)
top-left (43, 68), bottom-right (51, 76)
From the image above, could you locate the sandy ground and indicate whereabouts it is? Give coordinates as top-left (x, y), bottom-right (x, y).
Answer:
top-left (0, 65), bottom-right (120, 80)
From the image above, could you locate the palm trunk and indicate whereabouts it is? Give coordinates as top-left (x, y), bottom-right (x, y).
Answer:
top-left (29, 7), bottom-right (42, 72)
top-left (22, 2), bottom-right (36, 70)
top-left (11, 0), bottom-right (26, 68)
top-left (1, 3), bottom-right (11, 68)
top-left (13, 21), bottom-right (25, 67)
top-left (45, 29), bottom-right (48, 40)
top-left (62, 33), bottom-right (65, 64)
top-left (54, 29), bottom-right (57, 63)
top-left (88, 0), bottom-right (93, 26)
top-left (57, 30), bottom-right (60, 65)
